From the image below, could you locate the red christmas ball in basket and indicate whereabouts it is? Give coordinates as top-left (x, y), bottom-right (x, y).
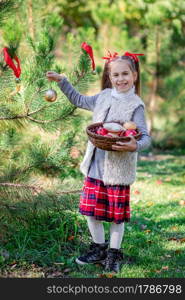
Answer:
top-left (86, 121), bottom-right (141, 151)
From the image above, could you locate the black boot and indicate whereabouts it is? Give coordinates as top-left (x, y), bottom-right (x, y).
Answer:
top-left (104, 248), bottom-right (123, 273)
top-left (75, 241), bottom-right (108, 265)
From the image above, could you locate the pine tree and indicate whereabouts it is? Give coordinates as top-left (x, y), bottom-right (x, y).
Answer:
top-left (0, 0), bottom-right (95, 209)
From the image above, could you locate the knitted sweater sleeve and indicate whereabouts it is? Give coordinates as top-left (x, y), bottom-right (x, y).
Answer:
top-left (57, 77), bottom-right (99, 111)
top-left (132, 106), bottom-right (152, 152)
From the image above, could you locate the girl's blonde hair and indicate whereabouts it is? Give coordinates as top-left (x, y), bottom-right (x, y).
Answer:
top-left (101, 56), bottom-right (141, 96)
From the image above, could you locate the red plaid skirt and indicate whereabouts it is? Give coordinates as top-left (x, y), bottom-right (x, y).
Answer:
top-left (79, 177), bottom-right (130, 223)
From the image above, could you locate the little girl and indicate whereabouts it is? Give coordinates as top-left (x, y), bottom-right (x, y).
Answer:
top-left (46, 51), bottom-right (151, 273)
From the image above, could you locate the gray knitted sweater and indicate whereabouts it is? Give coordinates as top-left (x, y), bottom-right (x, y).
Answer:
top-left (58, 78), bottom-right (151, 181)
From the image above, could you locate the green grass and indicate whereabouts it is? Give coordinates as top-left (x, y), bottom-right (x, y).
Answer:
top-left (0, 151), bottom-right (185, 278)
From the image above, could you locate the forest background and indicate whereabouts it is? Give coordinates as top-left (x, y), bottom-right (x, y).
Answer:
top-left (0, 0), bottom-right (185, 279)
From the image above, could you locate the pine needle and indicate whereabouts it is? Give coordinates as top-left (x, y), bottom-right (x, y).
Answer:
top-left (0, 0), bottom-right (19, 27)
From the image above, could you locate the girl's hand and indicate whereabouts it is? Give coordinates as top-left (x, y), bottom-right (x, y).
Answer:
top-left (111, 135), bottom-right (137, 152)
top-left (46, 71), bottom-right (64, 82)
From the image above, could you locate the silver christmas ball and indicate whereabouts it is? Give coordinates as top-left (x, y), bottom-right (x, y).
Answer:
top-left (45, 89), bottom-right (57, 102)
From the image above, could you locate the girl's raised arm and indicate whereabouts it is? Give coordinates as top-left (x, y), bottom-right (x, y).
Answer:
top-left (46, 71), bottom-right (99, 111)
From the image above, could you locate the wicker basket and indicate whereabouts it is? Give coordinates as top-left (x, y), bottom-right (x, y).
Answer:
top-left (86, 122), bottom-right (141, 151)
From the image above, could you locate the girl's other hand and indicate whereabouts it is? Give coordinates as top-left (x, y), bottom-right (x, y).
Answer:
top-left (46, 71), bottom-right (64, 82)
top-left (111, 135), bottom-right (137, 152)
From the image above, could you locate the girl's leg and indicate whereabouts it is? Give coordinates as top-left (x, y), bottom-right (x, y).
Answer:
top-left (86, 216), bottom-right (105, 244)
top-left (104, 222), bottom-right (125, 273)
top-left (109, 222), bottom-right (125, 249)
top-left (75, 216), bottom-right (107, 265)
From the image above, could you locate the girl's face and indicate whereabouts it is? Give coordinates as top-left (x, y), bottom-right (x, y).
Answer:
top-left (109, 60), bottom-right (137, 93)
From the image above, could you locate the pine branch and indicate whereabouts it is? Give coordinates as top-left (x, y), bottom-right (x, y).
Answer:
top-left (0, 0), bottom-right (18, 27)
top-left (72, 69), bottom-right (86, 86)
top-left (0, 105), bottom-right (53, 120)
top-left (0, 114), bottom-right (26, 120)
top-left (0, 203), bottom-right (27, 210)
top-left (55, 189), bottom-right (81, 195)
top-left (0, 182), bottom-right (41, 193)
top-left (0, 45), bottom-right (93, 128)
top-left (71, 51), bottom-right (93, 88)
top-left (27, 106), bottom-right (49, 115)
top-left (0, 105), bottom-right (77, 124)
top-left (27, 109), bottom-right (77, 124)
top-left (0, 182), bottom-right (81, 195)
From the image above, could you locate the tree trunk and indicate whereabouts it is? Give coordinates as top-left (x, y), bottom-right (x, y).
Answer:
top-left (147, 27), bottom-right (160, 135)
top-left (28, 0), bottom-right (34, 39)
